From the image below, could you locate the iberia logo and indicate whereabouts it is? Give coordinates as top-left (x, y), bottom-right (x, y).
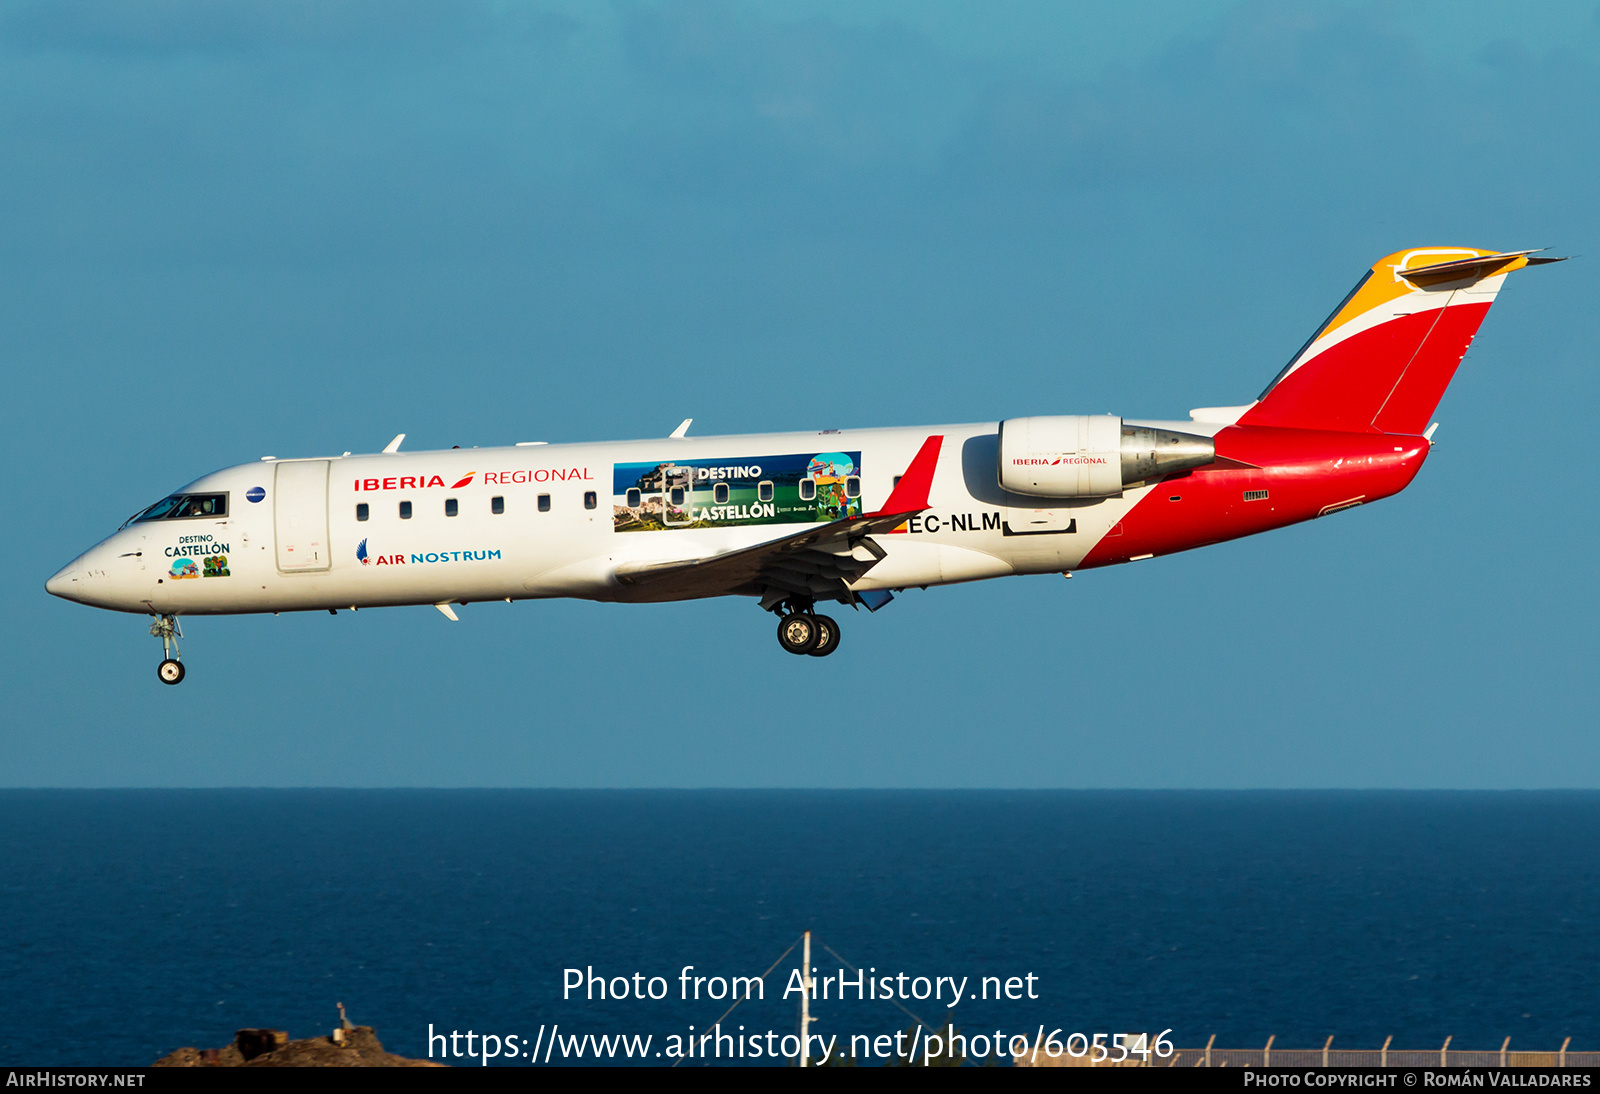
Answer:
top-left (1012, 456), bottom-right (1107, 466)
top-left (357, 538), bottom-right (369, 565)
top-left (353, 472), bottom-right (476, 492)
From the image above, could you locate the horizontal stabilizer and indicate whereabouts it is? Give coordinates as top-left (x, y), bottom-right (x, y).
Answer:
top-left (1397, 249), bottom-right (1563, 286)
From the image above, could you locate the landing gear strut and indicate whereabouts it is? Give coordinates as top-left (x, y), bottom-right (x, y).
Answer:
top-left (151, 614), bottom-right (185, 685)
top-left (772, 599), bottom-right (842, 658)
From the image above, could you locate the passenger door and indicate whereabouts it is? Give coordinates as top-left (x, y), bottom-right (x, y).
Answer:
top-left (274, 460), bottom-right (331, 571)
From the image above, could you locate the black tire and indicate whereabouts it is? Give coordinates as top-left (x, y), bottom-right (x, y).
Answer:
top-left (157, 659), bottom-right (185, 685)
top-left (776, 612), bottom-right (819, 655)
top-left (808, 614), bottom-right (841, 657)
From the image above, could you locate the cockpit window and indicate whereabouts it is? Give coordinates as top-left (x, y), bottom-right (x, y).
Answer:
top-left (128, 493), bottom-right (228, 525)
top-left (172, 494), bottom-right (227, 518)
top-left (128, 496), bottom-right (184, 524)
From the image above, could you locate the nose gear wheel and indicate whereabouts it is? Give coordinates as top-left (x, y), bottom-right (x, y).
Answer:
top-left (150, 614), bottom-right (186, 685)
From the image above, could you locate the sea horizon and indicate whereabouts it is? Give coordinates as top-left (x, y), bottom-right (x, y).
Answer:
top-left (3, 789), bottom-right (1594, 1065)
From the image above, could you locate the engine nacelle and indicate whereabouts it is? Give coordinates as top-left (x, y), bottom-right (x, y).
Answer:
top-left (998, 415), bottom-right (1215, 498)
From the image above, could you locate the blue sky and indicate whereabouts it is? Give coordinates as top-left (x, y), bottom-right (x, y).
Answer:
top-left (5, 0), bottom-right (1598, 787)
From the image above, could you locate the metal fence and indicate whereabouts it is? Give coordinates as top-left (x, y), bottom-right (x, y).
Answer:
top-left (1170, 1036), bottom-right (1592, 1068)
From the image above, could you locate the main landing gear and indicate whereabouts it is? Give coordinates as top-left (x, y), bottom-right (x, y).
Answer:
top-left (773, 600), bottom-right (841, 658)
top-left (150, 614), bottom-right (185, 685)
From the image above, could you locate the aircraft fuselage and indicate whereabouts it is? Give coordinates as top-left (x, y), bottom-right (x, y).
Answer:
top-left (47, 418), bottom-right (1425, 619)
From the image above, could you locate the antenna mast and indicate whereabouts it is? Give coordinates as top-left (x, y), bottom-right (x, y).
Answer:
top-left (799, 930), bottom-right (812, 1067)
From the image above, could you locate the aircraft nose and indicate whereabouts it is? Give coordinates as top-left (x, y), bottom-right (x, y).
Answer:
top-left (46, 561), bottom-right (81, 601)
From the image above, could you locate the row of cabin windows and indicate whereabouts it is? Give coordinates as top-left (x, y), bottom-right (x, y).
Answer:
top-left (621, 476), bottom-right (860, 508)
top-left (356, 491), bottom-right (598, 521)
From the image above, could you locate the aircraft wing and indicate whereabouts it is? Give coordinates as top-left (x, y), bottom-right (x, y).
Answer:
top-left (612, 435), bottom-right (943, 607)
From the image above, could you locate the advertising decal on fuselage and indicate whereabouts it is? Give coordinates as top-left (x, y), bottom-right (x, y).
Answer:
top-left (167, 535), bottom-right (230, 578)
top-left (612, 452), bottom-right (863, 532)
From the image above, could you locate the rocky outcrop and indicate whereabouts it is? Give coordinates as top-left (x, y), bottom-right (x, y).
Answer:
top-left (155, 1026), bottom-right (443, 1067)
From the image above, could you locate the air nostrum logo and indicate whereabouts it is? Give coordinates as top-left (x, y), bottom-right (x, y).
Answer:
top-left (357, 539), bottom-right (501, 567)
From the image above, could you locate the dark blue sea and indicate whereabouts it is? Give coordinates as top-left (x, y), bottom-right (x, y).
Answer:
top-left (1, 791), bottom-right (1595, 1066)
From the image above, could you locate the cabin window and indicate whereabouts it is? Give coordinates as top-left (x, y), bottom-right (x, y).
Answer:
top-left (356, 503), bottom-right (369, 522)
top-left (893, 475), bottom-right (902, 489)
top-left (669, 486), bottom-right (686, 506)
top-left (399, 500), bottom-right (412, 519)
top-left (625, 488), bottom-right (641, 508)
top-left (844, 476), bottom-right (861, 499)
top-left (491, 496), bottom-right (505, 515)
top-left (445, 498), bottom-right (459, 517)
top-left (584, 491), bottom-right (597, 510)
top-left (538, 494), bottom-right (551, 512)
top-left (713, 483), bottom-right (729, 504)
top-left (757, 481), bottom-right (774, 503)
top-left (798, 478), bottom-right (816, 501)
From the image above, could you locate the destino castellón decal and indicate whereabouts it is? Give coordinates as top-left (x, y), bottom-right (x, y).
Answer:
top-left (612, 451), bottom-right (863, 532)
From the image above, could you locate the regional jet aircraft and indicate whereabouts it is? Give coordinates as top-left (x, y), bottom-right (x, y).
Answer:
top-left (47, 247), bottom-right (1559, 683)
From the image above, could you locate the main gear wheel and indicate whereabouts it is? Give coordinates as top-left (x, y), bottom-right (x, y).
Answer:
top-left (776, 612), bottom-right (820, 655)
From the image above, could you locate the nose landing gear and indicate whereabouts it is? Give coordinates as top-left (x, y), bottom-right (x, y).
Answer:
top-left (772, 600), bottom-right (842, 658)
top-left (150, 614), bottom-right (185, 685)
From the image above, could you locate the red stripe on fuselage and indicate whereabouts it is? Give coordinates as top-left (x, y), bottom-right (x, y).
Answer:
top-left (1077, 427), bottom-right (1429, 568)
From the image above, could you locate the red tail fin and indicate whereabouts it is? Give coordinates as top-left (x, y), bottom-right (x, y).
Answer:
top-left (1240, 248), bottom-right (1554, 434)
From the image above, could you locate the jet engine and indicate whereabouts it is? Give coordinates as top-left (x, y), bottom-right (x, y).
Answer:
top-left (998, 415), bottom-right (1215, 498)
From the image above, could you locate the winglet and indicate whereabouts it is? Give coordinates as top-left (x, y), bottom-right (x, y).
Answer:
top-left (383, 433), bottom-right (406, 454)
top-left (870, 435), bottom-right (943, 516)
top-left (670, 418), bottom-right (692, 439)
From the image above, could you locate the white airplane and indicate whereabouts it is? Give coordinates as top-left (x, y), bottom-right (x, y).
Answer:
top-left (48, 247), bottom-right (1559, 684)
